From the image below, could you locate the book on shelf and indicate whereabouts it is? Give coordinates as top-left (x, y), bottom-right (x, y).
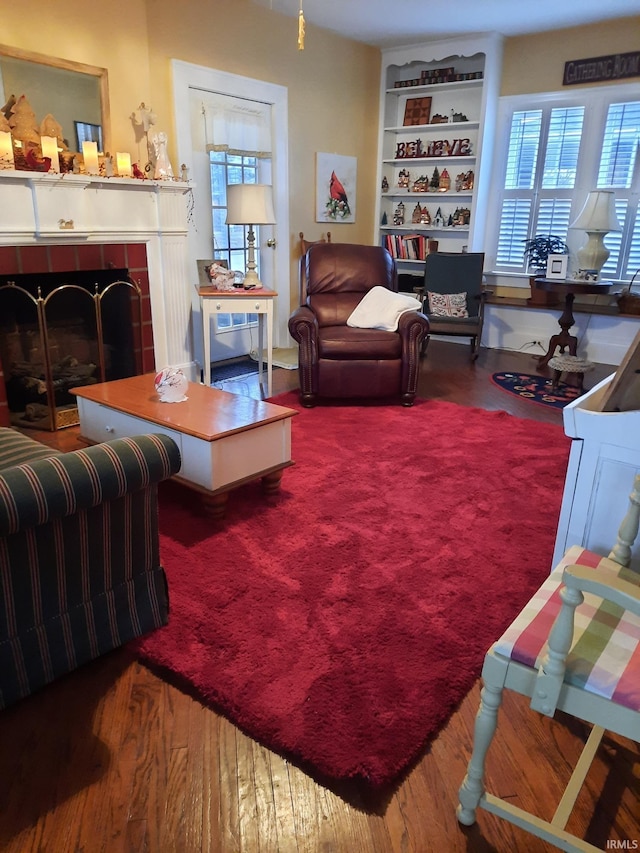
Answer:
top-left (383, 233), bottom-right (438, 261)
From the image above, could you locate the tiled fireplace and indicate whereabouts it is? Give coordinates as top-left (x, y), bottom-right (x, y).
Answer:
top-left (0, 171), bottom-right (192, 427)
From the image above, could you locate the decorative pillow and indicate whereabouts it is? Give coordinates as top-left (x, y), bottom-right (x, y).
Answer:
top-left (347, 285), bottom-right (422, 332)
top-left (427, 291), bottom-right (469, 318)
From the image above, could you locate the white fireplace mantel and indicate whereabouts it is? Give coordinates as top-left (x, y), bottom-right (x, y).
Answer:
top-left (0, 170), bottom-right (194, 374)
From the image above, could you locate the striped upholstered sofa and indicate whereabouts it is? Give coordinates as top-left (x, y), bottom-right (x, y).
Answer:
top-left (0, 427), bottom-right (181, 710)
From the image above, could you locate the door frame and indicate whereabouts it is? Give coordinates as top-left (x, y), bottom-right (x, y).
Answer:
top-left (172, 59), bottom-right (290, 349)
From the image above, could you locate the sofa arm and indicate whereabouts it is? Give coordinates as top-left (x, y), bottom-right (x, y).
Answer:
top-left (0, 433), bottom-right (181, 536)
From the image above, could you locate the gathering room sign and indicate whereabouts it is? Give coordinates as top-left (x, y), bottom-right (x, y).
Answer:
top-left (563, 51), bottom-right (640, 86)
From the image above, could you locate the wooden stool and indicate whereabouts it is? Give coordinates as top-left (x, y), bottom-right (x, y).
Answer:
top-left (547, 354), bottom-right (594, 393)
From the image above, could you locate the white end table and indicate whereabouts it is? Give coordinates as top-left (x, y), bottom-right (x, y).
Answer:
top-left (198, 287), bottom-right (277, 397)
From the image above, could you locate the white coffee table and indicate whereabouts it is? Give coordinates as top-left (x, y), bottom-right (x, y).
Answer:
top-left (72, 373), bottom-right (297, 518)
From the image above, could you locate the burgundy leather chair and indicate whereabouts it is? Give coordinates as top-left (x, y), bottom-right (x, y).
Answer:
top-left (288, 243), bottom-right (429, 407)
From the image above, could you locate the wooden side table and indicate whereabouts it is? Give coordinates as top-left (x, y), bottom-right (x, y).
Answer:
top-left (198, 287), bottom-right (277, 397)
top-left (533, 278), bottom-right (612, 369)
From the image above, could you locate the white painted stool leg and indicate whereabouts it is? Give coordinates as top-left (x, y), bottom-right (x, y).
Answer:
top-left (457, 668), bottom-right (505, 825)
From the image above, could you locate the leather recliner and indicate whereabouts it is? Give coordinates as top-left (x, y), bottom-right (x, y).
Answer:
top-left (288, 242), bottom-right (429, 407)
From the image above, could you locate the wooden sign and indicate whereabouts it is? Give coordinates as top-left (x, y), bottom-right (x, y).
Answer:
top-left (563, 51), bottom-right (640, 86)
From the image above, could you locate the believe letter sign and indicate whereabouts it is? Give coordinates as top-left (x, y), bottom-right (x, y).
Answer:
top-left (563, 51), bottom-right (640, 85)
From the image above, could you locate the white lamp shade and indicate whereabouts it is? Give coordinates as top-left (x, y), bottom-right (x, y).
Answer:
top-left (570, 190), bottom-right (621, 233)
top-left (226, 184), bottom-right (275, 225)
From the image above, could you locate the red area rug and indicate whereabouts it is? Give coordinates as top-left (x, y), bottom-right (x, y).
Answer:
top-left (132, 394), bottom-right (570, 798)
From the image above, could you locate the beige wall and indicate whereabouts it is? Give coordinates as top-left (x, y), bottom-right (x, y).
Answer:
top-left (502, 16), bottom-right (640, 96)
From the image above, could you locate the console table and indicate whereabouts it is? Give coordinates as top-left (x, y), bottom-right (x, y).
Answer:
top-left (533, 278), bottom-right (612, 369)
top-left (198, 287), bottom-right (277, 397)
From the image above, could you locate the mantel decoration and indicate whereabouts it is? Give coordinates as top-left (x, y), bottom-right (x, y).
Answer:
top-left (0, 88), bottom-right (181, 181)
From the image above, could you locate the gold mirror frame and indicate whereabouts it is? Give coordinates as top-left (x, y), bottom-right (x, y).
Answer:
top-left (0, 43), bottom-right (111, 154)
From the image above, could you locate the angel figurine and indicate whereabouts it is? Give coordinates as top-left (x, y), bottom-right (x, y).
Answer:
top-left (150, 131), bottom-right (173, 179)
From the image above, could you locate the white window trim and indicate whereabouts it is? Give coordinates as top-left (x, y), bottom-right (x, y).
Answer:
top-left (486, 81), bottom-right (640, 280)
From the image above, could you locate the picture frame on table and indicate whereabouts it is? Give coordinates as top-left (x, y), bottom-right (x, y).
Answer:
top-left (546, 254), bottom-right (569, 279)
top-left (197, 259), bottom-right (227, 287)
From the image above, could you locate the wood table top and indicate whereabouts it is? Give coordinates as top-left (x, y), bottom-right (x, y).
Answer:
top-left (71, 373), bottom-right (297, 442)
top-left (533, 278), bottom-right (612, 296)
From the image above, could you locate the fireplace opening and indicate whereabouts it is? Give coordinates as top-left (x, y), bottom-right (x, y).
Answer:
top-left (0, 269), bottom-right (143, 430)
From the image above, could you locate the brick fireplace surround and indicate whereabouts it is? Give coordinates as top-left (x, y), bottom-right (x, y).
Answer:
top-left (0, 171), bottom-right (192, 427)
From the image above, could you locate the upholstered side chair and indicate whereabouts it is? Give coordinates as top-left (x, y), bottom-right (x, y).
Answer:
top-left (457, 472), bottom-right (640, 851)
top-left (289, 242), bottom-right (429, 407)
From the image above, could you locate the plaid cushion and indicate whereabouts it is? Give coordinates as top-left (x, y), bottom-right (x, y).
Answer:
top-left (494, 545), bottom-right (640, 712)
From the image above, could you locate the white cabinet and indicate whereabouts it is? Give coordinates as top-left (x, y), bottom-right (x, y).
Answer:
top-left (552, 374), bottom-right (640, 571)
top-left (375, 35), bottom-right (503, 277)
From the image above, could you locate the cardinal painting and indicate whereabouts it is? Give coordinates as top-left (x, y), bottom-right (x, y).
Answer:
top-left (316, 153), bottom-right (356, 223)
top-left (326, 170), bottom-right (351, 219)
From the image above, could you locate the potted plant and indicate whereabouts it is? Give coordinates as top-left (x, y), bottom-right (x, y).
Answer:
top-left (523, 235), bottom-right (569, 305)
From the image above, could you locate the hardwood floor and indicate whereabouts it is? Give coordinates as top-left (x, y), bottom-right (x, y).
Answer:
top-left (1, 341), bottom-right (637, 853)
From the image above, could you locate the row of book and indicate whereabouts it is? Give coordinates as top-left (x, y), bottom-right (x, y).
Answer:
top-left (383, 233), bottom-right (439, 261)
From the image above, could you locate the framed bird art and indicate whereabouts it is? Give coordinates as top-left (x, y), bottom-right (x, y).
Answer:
top-left (316, 152), bottom-right (357, 223)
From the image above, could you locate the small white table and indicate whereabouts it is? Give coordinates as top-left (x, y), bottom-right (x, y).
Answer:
top-left (198, 287), bottom-right (277, 397)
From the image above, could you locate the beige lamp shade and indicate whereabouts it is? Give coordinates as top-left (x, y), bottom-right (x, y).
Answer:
top-left (226, 183), bottom-right (275, 225)
top-left (570, 190), bottom-right (621, 233)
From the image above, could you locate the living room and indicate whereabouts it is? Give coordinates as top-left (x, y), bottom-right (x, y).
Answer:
top-left (1, 2), bottom-right (639, 851)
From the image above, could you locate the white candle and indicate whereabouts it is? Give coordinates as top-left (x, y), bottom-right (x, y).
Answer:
top-left (0, 131), bottom-right (14, 169)
top-left (82, 140), bottom-right (99, 175)
top-left (41, 136), bottom-right (60, 172)
top-left (116, 152), bottom-right (132, 177)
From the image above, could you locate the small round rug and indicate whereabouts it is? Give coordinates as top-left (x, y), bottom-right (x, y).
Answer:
top-left (491, 371), bottom-right (581, 409)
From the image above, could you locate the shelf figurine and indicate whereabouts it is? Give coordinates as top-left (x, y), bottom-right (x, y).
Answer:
top-left (439, 168), bottom-right (451, 192)
top-left (381, 175), bottom-right (389, 192)
top-left (393, 201), bottom-right (405, 225)
top-left (398, 169), bottom-right (410, 189)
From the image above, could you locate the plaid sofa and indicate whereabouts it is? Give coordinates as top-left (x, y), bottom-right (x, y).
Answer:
top-left (0, 428), bottom-right (181, 710)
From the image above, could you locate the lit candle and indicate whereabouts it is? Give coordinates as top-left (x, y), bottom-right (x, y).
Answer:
top-left (82, 140), bottom-right (99, 175)
top-left (0, 131), bottom-right (14, 169)
top-left (116, 152), bottom-right (132, 177)
top-left (40, 136), bottom-right (60, 172)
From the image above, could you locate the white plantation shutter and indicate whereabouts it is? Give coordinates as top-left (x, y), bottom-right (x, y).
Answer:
top-left (597, 102), bottom-right (640, 189)
top-left (504, 111), bottom-right (541, 190)
top-left (542, 108), bottom-right (584, 189)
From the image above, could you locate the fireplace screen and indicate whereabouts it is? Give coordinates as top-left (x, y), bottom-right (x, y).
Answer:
top-left (0, 270), bottom-right (143, 430)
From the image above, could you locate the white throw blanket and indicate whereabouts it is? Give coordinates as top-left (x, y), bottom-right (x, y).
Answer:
top-left (347, 285), bottom-right (421, 332)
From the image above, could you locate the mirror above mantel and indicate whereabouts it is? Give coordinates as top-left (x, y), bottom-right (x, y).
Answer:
top-left (0, 43), bottom-right (110, 155)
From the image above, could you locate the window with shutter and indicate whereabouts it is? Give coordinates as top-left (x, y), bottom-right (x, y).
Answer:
top-left (488, 84), bottom-right (640, 282)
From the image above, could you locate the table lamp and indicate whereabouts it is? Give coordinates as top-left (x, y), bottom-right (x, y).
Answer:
top-left (225, 184), bottom-right (275, 289)
top-left (569, 190), bottom-right (621, 279)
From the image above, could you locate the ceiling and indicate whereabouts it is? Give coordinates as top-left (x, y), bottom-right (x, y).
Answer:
top-left (253, 0), bottom-right (639, 48)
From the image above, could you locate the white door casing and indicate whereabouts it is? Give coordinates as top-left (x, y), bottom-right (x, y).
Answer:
top-left (172, 59), bottom-right (290, 368)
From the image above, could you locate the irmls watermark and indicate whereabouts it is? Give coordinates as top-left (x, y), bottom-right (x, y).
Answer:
top-left (606, 841), bottom-right (639, 850)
